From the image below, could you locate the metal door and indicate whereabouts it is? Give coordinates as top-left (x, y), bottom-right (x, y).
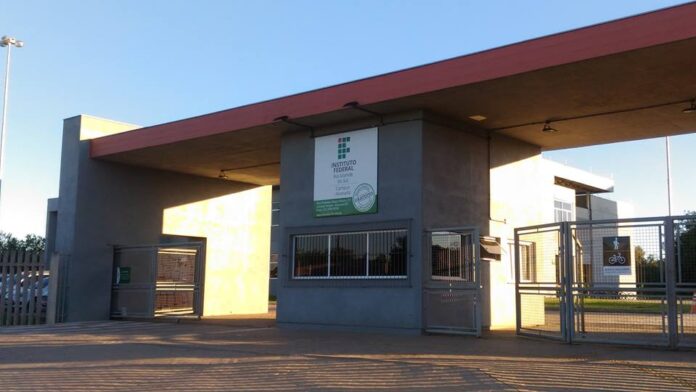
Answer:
top-left (424, 228), bottom-right (482, 336)
top-left (111, 242), bottom-right (203, 319)
top-left (515, 223), bottom-right (566, 340)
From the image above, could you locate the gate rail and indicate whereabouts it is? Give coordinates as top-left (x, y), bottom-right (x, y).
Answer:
top-left (515, 215), bottom-right (696, 349)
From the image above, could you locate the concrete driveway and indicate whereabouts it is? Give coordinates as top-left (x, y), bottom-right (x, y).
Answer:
top-left (0, 321), bottom-right (695, 391)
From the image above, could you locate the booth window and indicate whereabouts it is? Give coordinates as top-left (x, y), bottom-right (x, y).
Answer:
top-left (269, 253), bottom-right (279, 278)
top-left (292, 229), bottom-right (407, 279)
top-left (271, 201), bottom-right (280, 227)
top-left (431, 232), bottom-right (474, 281)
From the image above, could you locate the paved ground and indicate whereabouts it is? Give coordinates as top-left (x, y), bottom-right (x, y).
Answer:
top-left (1, 322), bottom-right (696, 391)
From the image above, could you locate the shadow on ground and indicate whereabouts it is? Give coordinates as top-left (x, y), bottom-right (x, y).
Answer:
top-left (0, 321), bottom-right (695, 391)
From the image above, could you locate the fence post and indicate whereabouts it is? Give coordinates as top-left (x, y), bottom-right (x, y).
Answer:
top-left (46, 253), bottom-right (60, 325)
top-left (563, 222), bottom-right (575, 344)
top-left (0, 252), bottom-right (7, 325)
top-left (514, 230), bottom-right (521, 335)
top-left (474, 228), bottom-right (482, 338)
top-left (664, 218), bottom-right (678, 349)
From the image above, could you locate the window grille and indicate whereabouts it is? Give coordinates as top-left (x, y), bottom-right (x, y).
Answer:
top-left (431, 232), bottom-right (474, 281)
top-left (292, 229), bottom-right (407, 279)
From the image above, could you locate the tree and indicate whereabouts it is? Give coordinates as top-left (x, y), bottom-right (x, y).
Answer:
top-left (635, 245), bottom-right (661, 287)
top-left (21, 234), bottom-right (46, 252)
top-left (0, 232), bottom-right (46, 252)
top-left (678, 211), bottom-right (696, 283)
top-left (0, 232), bottom-right (22, 252)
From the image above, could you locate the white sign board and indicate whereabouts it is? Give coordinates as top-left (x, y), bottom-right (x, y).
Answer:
top-left (313, 127), bottom-right (378, 217)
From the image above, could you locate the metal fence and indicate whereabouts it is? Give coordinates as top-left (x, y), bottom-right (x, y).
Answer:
top-left (111, 242), bottom-right (203, 319)
top-left (0, 251), bottom-right (48, 326)
top-left (515, 223), bottom-right (565, 340)
top-left (515, 216), bottom-right (696, 349)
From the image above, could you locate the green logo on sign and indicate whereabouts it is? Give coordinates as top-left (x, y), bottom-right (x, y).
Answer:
top-left (116, 267), bottom-right (131, 284)
top-left (337, 136), bottom-right (351, 159)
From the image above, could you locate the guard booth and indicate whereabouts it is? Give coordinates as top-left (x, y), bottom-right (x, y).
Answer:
top-left (515, 215), bottom-right (696, 349)
top-left (110, 242), bottom-right (204, 318)
top-left (45, 5), bottom-right (696, 330)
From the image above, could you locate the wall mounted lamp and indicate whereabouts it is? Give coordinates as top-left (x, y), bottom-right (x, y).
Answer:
top-left (542, 122), bottom-right (558, 133)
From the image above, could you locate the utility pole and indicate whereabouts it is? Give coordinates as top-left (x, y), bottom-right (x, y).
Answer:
top-left (0, 35), bottom-right (24, 224)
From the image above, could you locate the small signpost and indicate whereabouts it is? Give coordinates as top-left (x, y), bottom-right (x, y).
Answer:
top-left (602, 236), bottom-right (631, 276)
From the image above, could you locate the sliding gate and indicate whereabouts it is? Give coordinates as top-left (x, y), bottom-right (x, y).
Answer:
top-left (515, 216), bottom-right (696, 348)
top-left (111, 242), bottom-right (204, 319)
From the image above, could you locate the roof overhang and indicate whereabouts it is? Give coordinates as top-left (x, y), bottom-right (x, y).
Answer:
top-left (546, 159), bottom-right (615, 193)
top-left (90, 3), bottom-right (696, 185)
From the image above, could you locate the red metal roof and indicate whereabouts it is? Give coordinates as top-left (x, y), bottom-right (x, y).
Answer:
top-left (91, 2), bottom-right (696, 157)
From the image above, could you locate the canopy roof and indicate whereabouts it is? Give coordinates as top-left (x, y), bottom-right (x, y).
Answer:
top-left (90, 3), bottom-right (696, 185)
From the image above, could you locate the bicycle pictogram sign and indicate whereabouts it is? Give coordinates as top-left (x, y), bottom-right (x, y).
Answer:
top-left (603, 236), bottom-right (632, 275)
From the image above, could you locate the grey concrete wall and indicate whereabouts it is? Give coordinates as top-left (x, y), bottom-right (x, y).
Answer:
top-left (55, 116), bottom-right (255, 321)
top-left (421, 118), bottom-right (491, 326)
top-left (45, 198), bottom-right (59, 265)
top-left (277, 114), bottom-right (424, 333)
top-left (421, 119), bottom-right (490, 232)
top-left (577, 195), bottom-right (619, 221)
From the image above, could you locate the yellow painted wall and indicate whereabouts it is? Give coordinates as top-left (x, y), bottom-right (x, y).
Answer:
top-left (162, 186), bottom-right (272, 316)
top-left (78, 115), bottom-right (141, 140)
top-left (485, 256), bottom-right (518, 329)
top-left (488, 138), bottom-right (548, 329)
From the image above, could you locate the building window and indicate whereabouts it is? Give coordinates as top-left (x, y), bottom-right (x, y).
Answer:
top-left (292, 229), bottom-right (407, 279)
top-left (431, 232), bottom-right (474, 281)
top-left (511, 242), bottom-right (535, 282)
top-left (271, 201), bottom-right (280, 227)
top-left (270, 254), bottom-right (278, 278)
top-left (554, 200), bottom-right (573, 222)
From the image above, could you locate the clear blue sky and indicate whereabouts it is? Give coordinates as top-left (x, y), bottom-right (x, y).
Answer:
top-left (0, 0), bottom-right (694, 236)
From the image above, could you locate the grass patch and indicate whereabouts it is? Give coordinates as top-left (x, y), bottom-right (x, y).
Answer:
top-left (544, 297), bottom-right (692, 314)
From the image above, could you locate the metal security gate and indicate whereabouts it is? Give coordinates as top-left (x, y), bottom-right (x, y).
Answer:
top-left (515, 216), bottom-right (696, 348)
top-left (424, 228), bottom-right (482, 336)
top-left (111, 242), bottom-right (204, 319)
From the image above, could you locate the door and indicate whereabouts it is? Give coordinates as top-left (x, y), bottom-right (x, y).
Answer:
top-left (424, 228), bottom-right (482, 336)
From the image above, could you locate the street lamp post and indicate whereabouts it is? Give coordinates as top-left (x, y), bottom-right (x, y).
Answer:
top-left (0, 35), bottom-right (24, 221)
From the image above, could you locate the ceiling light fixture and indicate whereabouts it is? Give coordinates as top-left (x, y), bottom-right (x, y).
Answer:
top-left (469, 115), bottom-right (487, 122)
top-left (683, 99), bottom-right (696, 114)
top-left (542, 122), bottom-right (558, 133)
